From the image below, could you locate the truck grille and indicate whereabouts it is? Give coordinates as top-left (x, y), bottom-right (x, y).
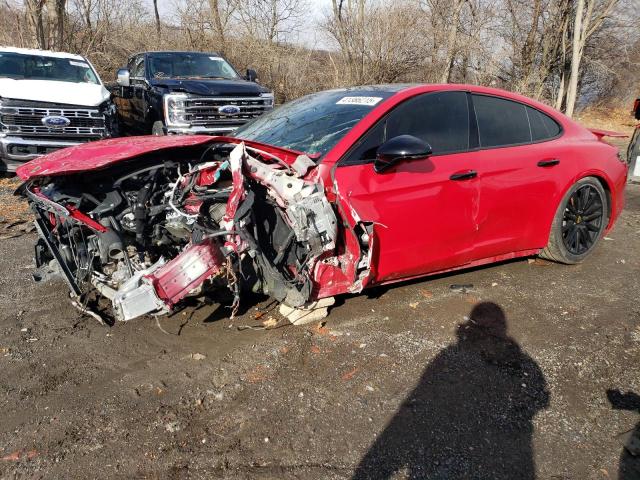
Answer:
top-left (183, 96), bottom-right (272, 128)
top-left (0, 100), bottom-right (106, 138)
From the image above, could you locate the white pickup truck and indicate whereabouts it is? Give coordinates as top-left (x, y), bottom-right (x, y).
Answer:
top-left (0, 47), bottom-right (118, 172)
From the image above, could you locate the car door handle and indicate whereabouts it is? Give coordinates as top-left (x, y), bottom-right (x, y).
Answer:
top-left (537, 159), bottom-right (560, 167)
top-left (450, 170), bottom-right (477, 181)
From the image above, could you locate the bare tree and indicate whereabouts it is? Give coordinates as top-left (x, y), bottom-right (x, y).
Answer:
top-left (152, 0), bottom-right (161, 38)
top-left (565, 0), bottom-right (619, 117)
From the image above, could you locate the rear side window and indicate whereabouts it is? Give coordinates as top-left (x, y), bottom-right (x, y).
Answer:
top-left (526, 106), bottom-right (561, 141)
top-left (473, 94), bottom-right (531, 147)
top-left (342, 91), bottom-right (470, 164)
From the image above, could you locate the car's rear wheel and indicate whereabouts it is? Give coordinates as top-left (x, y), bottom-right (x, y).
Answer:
top-left (151, 121), bottom-right (166, 136)
top-left (539, 177), bottom-right (608, 264)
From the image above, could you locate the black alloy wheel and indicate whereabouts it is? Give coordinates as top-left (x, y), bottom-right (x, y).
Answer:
top-left (561, 184), bottom-right (605, 255)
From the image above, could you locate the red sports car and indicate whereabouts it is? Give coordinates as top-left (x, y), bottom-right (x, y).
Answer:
top-left (16, 84), bottom-right (628, 323)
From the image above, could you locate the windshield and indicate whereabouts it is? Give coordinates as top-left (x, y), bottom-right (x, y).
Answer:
top-left (232, 90), bottom-right (394, 157)
top-left (148, 53), bottom-right (240, 80)
top-left (0, 52), bottom-right (100, 84)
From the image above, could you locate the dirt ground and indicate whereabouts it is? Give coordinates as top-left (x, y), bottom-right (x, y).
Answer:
top-left (0, 178), bottom-right (639, 479)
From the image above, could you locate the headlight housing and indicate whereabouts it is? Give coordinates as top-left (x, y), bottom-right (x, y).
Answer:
top-left (164, 93), bottom-right (190, 128)
top-left (260, 92), bottom-right (274, 107)
top-left (98, 99), bottom-right (117, 116)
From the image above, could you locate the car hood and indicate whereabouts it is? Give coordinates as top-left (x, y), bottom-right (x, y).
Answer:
top-left (0, 78), bottom-right (110, 106)
top-left (149, 78), bottom-right (270, 96)
top-left (16, 135), bottom-right (305, 180)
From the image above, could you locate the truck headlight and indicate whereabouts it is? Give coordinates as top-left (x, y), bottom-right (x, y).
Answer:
top-left (260, 92), bottom-right (274, 107)
top-left (164, 93), bottom-right (190, 128)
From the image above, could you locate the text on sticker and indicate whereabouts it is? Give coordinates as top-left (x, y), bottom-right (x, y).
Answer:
top-left (336, 97), bottom-right (383, 106)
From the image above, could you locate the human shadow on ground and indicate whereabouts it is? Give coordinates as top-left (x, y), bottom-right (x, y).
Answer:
top-left (353, 301), bottom-right (550, 479)
top-left (607, 388), bottom-right (640, 480)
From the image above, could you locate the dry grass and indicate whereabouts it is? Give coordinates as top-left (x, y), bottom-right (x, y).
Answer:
top-left (0, 177), bottom-right (30, 225)
top-left (576, 106), bottom-right (637, 135)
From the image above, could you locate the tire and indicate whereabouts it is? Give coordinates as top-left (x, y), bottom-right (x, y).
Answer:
top-left (539, 176), bottom-right (608, 264)
top-left (151, 120), bottom-right (166, 136)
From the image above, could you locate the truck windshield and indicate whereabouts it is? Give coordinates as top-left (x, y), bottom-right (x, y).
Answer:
top-left (232, 90), bottom-right (394, 157)
top-left (148, 53), bottom-right (240, 80)
top-left (0, 52), bottom-right (100, 84)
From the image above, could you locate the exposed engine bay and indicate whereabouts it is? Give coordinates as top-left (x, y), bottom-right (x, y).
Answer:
top-left (19, 141), bottom-right (342, 323)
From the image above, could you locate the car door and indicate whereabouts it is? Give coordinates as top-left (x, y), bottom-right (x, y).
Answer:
top-left (333, 91), bottom-right (481, 283)
top-left (469, 94), bottom-right (565, 260)
top-left (129, 55), bottom-right (147, 134)
top-left (115, 56), bottom-right (137, 129)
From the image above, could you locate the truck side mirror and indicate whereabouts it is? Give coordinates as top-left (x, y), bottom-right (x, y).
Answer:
top-left (117, 68), bottom-right (130, 87)
top-left (246, 69), bottom-right (257, 82)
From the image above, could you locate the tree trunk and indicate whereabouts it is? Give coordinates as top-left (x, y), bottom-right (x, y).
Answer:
top-left (153, 0), bottom-right (161, 39)
top-left (440, 0), bottom-right (464, 83)
top-left (565, 0), bottom-right (585, 117)
top-left (209, 0), bottom-right (227, 55)
top-left (26, 0), bottom-right (46, 48)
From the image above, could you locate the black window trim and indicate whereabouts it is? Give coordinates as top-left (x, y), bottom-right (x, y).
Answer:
top-left (470, 93), bottom-right (564, 151)
top-left (337, 90), bottom-right (565, 168)
top-left (338, 90), bottom-right (476, 167)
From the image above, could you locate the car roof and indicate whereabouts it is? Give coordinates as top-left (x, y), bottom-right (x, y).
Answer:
top-left (0, 46), bottom-right (87, 61)
top-left (136, 51), bottom-right (222, 57)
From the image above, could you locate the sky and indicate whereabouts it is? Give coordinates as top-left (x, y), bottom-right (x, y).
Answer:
top-left (145, 0), bottom-right (333, 47)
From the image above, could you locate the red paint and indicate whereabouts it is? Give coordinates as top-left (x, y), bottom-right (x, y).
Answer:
top-left (18, 84), bottom-right (629, 302)
top-left (588, 128), bottom-right (628, 140)
top-left (65, 206), bottom-right (108, 233)
top-left (16, 135), bottom-right (304, 180)
top-left (315, 84), bottom-right (627, 293)
top-left (145, 239), bottom-right (225, 307)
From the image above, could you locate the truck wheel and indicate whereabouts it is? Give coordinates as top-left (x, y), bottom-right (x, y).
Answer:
top-left (152, 121), bottom-right (166, 136)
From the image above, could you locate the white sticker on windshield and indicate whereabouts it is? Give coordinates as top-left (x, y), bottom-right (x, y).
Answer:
top-left (69, 60), bottom-right (90, 68)
top-left (336, 96), bottom-right (383, 106)
top-left (209, 57), bottom-right (223, 61)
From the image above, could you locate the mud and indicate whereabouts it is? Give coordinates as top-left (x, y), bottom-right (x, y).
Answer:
top-left (0, 183), bottom-right (639, 479)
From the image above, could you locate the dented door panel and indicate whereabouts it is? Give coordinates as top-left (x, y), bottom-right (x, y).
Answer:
top-left (333, 153), bottom-right (480, 283)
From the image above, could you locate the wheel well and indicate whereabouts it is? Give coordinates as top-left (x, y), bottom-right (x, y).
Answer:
top-left (591, 175), bottom-right (612, 220)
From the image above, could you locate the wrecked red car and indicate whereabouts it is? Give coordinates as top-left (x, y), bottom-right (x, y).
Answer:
top-left (16, 85), bottom-right (628, 323)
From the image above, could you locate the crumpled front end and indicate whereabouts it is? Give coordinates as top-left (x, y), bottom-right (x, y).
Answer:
top-left (21, 141), bottom-right (341, 322)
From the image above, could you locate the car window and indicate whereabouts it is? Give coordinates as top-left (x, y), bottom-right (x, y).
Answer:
top-left (0, 52), bottom-right (100, 84)
top-left (147, 53), bottom-right (240, 80)
top-left (526, 106), bottom-right (561, 141)
top-left (342, 91), bottom-right (470, 165)
top-left (473, 94), bottom-right (531, 147)
top-left (233, 89), bottom-right (395, 157)
top-left (131, 56), bottom-right (145, 78)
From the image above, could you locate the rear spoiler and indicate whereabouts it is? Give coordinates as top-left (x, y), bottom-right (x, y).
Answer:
top-left (588, 128), bottom-right (628, 141)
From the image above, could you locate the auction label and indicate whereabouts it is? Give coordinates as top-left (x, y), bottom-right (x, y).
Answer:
top-left (336, 96), bottom-right (383, 106)
top-left (69, 61), bottom-right (90, 68)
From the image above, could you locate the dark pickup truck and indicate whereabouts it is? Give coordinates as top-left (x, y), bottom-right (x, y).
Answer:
top-left (111, 51), bottom-right (274, 136)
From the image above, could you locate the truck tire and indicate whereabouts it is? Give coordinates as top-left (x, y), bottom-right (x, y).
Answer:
top-left (152, 121), bottom-right (166, 136)
top-left (539, 177), bottom-right (608, 265)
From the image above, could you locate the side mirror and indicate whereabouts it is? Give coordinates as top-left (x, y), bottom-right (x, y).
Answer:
top-left (246, 68), bottom-right (257, 82)
top-left (116, 68), bottom-right (130, 87)
top-left (374, 135), bottom-right (432, 173)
